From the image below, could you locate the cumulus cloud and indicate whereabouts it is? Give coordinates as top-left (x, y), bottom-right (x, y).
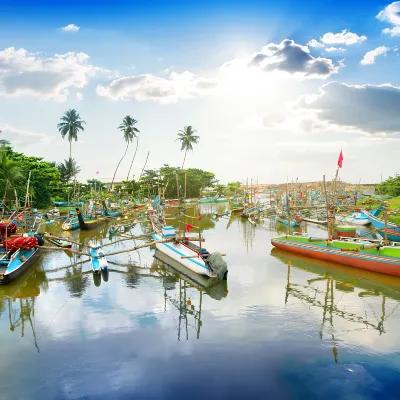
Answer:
top-left (75, 92), bottom-right (84, 101)
top-left (360, 46), bottom-right (390, 65)
top-left (0, 122), bottom-right (52, 148)
top-left (61, 24), bottom-right (80, 32)
top-left (325, 47), bottom-right (346, 52)
top-left (377, 1), bottom-right (400, 36)
top-left (247, 39), bottom-right (338, 79)
top-left (307, 39), bottom-right (324, 48)
top-left (96, 71), bottom-right (217, 103)
top-left (320, 29), bottom-right (367, 45)
top-left (299, 81), bottom-right (400, 134)
top-left (0, 47), bottom-right (103, 100)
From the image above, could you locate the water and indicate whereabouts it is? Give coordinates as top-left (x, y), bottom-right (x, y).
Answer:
top-left (1, 205), bottom-right (400, 400)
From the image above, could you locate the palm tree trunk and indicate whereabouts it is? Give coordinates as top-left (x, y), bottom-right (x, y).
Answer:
top-left (69, 140), bottom-right (72, 160)
top-left (181, 149), bottom-right (187, 169)
top-left (110, 143), bottom-right (129, 191)
top-left (126, 138), bottom-right (139, 181)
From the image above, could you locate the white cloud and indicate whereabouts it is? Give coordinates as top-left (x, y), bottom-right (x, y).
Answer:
top-left (247, 39), bottom-right (338, 79)
top-left (325, 47), bottom-right (346, 52)
top-left (320, 29), bottom-right (367, 45)
top-left (0, 122), bottom-right (52, 148)
top-left (76, 92), bottom-right (83, 101)
top-left (307, 39), bottom-right (324, 48)
top-left (360, 46), bottom-right (390, 65)
top-left (0, 47), bottom-right (104, 100)
top-left (377, 2), bottom-right (400, 36)
top-left (96, 71), bottom-right (217, 104)
top-left (298, 81), bottom-right (400, 134)
top-left (61, 24), bottom-right (80, 32)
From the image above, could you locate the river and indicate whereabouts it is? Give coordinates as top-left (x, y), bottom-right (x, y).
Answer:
top-left (0, 204), bottom-right (399, 399)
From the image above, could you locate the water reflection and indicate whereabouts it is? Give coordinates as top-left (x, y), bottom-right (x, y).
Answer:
top-left (271, 247), bottom-right (400, 364)
top-left (0, 263), bottom-right (47, 352)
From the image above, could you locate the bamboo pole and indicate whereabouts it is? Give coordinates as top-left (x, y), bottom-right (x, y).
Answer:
top-left (323, 175), bottom-right (331, 239)
top-left (384, 210), bottom-right (388, 245)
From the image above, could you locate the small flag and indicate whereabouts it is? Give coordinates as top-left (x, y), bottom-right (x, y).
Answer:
top-left (337, 150), bottom-right (344, 168)
top-left (185, 224), bottom-right (193, 232)
top-left (197, 216), bottom-right (202, 221)
top-left (96, 170), bottom-right (99, 175)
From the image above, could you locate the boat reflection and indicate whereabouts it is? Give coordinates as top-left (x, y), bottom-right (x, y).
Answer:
top-left (271, 247), bottom-right (400, 363)
top-left (0, 262), bottom-right (48, 353)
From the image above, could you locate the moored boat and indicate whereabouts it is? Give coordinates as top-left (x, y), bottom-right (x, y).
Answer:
top-left (76, 208), bottom-right (107, 230)
top-left (90, 244), bottom-right (108, 274)
top-left (363, 209), bottom-right (400, 232)
top-left (43, 233), bottom-right (72, 248)
top-left (335, 212), bottom-right (370, 226)
top-left (271, 234), bottom-right (400, 277)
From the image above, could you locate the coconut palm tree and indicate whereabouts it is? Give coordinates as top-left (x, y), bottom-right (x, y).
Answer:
top-left (57, 158), bottom-right (81, 183)
top-left (175, 126), bottom-right (200, 169)
top-left (121, 116), bottom-right (140, 180)
top-left (57, 109), bottom-right (86, 160)
top-left (110, 116), bottom-right (138, 190)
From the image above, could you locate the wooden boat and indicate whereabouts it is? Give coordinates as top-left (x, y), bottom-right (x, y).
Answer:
top-left (76, 208), bottom-right (107, 230)
top-left (335, 212), bottom-right (370, 226)
top-left (150, 216), bottom-right (227, 279)
top-left (302, 217), bottom-right (328, 226)
top-left (363, 209), bottom-right (400, 232)
top-left (248, 216), bottom-right (257, 226)
top-left (0, 247), bottom-right (41, 284)
top-left (377, 229), bottom-right (400, 242)
top-left (102, 201), bottom-right (122, 218)
top-left (90, 244), bottom-right (108, 274)
top-left (276, 216), bottom-right (302, 227)
top-left (62, 216), bottom-right (81, 231)
top-left (43, 233), bottom-right (72, 248)
top-left (271, 234), bottom-right (400, 277)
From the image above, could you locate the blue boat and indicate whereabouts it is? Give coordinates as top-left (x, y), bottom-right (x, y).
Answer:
top-left (277, 217), bottom-right (301, 227)
top-left (363, 209), bottom-right (400, 232)
top-left (90, 245), bottom-right (108, 274)
top-left (0, 247), bottom-right (41, 284)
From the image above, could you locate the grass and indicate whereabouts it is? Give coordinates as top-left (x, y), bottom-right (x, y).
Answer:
top-left (358, 196), bottom-right (400, 225)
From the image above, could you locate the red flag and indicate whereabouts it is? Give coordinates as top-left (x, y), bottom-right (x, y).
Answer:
top-left (185, 224), bottom-right (193, 232)
top-left (337, 150), bottom-right (344, 168)
top-left (96, 170), bottom-right (99, 175)
top-left (197, 215), bottom-right (202, 221)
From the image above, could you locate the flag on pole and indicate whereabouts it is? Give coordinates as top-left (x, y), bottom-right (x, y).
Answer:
top-left (96, 170), bottom-right (99, 175)
top-left (337, 150), bottom-right (344, 168)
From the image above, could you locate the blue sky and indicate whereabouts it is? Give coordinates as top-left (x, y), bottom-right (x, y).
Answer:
top-left (0, 0), bottom-right (399, 184)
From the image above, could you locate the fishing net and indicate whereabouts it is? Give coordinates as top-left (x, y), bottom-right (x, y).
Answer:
top-left (4, 236), bottom-right (38, 251)
top-left (0, 222), bottom-right (17, 237)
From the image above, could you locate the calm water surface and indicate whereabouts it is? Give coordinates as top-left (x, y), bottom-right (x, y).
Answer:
top-left (1, 205), bottom-right (400, 400)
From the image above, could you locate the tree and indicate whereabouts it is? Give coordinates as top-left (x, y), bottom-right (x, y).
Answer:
top-left (175, 126), bottom-right (199, 169)
top-left (57, 158), bottom-right (81, 183)
top-left (119, 116), bottom-right (140, 181)
top-left (0, 149), bottom-right (23, 204)
top-left (0, 130), bottom-right (10, 147)
top-left (110, 116), bottom-right (138, 190)
top-left (57, 109), bottom-right (86, 160)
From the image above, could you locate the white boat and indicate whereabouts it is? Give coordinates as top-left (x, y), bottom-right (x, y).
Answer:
top-left (335, 212), bottom-right (370, 226)
top-left (47, 208), bottom-right (60, 218)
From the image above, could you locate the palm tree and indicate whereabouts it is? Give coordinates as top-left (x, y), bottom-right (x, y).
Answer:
top-left (57, 158), bottom-right (81, 183)
top-left (57, 109), bottom-right (86, 160)
top-left (175, 126), bottom-right (200, 169)
top-left (121, 116), bottom-right (140, 180)
top-left (0, 130), bottom-right (10, 147)
top-left (110, 116), bottom-right (138, 190)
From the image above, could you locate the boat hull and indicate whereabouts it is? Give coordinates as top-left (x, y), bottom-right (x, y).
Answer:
top-left (0, 248), bottom-right (41, 284)
top-left (152, 234), bottom-right (216, 278)
top-left (364, 210), bottom-right (400, 231)
top-left (272, 237), bottom-right (400, 277)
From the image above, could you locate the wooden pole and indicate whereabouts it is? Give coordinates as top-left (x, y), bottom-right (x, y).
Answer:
top-left (184, 172), bottom-right (187, 200)
top-left (24, 171), bottom-right (31, 210)
top-left (323, 175), bottom-right (331, 239)
top-left (384, 210), bottom-right (388, 245)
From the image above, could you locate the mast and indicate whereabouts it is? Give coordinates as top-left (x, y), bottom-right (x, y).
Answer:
top-left (24, 171), bottom-right (31, 210)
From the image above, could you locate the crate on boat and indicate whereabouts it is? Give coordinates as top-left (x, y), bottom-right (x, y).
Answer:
top-left (162, 226), bottom-right (176, 238)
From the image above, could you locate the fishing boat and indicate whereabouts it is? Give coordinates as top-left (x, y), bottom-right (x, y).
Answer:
top-left (276, 216), bottom-right (302, 227)
top-left (47, 208), bottom-right (61, 218)
top-left (89, 244), bottom-right (108, 274)
top-left (271, 233), bottom-right (400, 277)
top-left (102, 201), bottom-right (122, 218)
top-left (335, 212), bottom-right (370, 226)
top-left (43, 233), bottom-right (72, 248)
top-left (61, 216), bottom-right (80, 231)
top-left (76, 208), bottom-right (107, 230)
top-left (150, 215), bottom-right (227, 280)
top-left (363, 209), bottom-right (400, 232)
top-left (376, 229), bottom-right (400, 242)
top-left (302, 217), bottom-right (328, 226)
top-left (0, 235), bottom-right (43, 284)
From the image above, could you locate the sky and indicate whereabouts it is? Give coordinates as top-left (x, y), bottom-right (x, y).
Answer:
top-left (0, 0), bottom-right (400, 185)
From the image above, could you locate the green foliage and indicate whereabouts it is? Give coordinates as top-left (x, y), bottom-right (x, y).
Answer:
top-left (226, 181), bottom-right (241, 196)
top-left (5, 147), bottom-right (62, 208)
top-left (376, 175), bottom-right (400, 196)
top-left (215, 184), bottom-right (226, 196)
top-left (176, 126), bottom-right (200, 168)
top-left (139, 165), bottom-right (217, 199)
top-left (58, 158), bottom-right (81, 183)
